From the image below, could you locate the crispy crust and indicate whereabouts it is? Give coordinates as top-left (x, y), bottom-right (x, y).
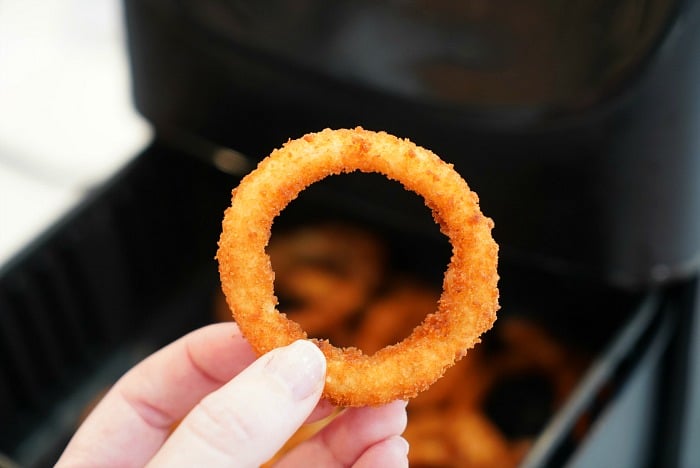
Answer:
top-left (217, 127), bottom-right (499, 406)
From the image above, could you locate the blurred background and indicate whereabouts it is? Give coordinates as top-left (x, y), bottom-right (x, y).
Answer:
top-left (0, 0), bottom-right (150, 266)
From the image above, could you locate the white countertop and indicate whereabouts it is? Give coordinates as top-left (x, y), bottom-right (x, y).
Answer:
top-left (0, 0), bottom-right (152, 267)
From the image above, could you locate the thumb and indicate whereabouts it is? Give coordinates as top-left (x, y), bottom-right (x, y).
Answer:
top-left (147, 340), bottom-right (326, 468)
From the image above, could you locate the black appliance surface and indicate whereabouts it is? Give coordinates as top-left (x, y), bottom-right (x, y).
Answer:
top-left (0, 141), bottom-right (690, 467)
top-left (124, 0), bottom-right (700, 287)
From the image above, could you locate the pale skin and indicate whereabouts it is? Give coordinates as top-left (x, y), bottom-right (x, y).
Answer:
top-left (56, 323), bottom-right (409, 467)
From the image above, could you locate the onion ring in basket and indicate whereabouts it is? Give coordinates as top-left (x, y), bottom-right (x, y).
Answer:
top-left (217, 127), bottom-right (499, 407)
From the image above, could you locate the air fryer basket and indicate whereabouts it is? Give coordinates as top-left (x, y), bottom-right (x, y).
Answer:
top-left (0, 141), bottom-right (677, 467)
top-left (124, 0), bottom-right (700, 287)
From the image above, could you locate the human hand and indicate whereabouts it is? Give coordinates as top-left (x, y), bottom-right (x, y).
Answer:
top-left (56, 323), bottom-right (408, 467)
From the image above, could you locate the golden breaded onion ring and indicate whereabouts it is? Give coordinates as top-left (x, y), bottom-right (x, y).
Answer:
top-left (217, 127), bottom-right (499, 407)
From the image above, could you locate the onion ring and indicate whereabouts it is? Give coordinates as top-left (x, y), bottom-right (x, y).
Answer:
top-left (268, 222), bottom-right (386, 332)
top-left (217, 127), bottom-right (499, 406)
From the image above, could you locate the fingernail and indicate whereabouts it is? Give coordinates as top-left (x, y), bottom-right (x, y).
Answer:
top-left (266, 340), bottom-right (326, 401)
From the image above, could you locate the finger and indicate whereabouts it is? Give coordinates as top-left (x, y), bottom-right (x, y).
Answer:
top-left (354, 436), bottom-right (409, 468)
top-left (147, 340), bottom-right (326, 468)
top-left (57, 322), bottom-right (256, 467)
top-left (275, 400), bottom-right (408, 467)
top-left (306, 398), bottom-right (336, 424)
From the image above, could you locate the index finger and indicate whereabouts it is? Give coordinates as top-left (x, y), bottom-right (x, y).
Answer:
top-left (57, 322), bottom-right (257, 467)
